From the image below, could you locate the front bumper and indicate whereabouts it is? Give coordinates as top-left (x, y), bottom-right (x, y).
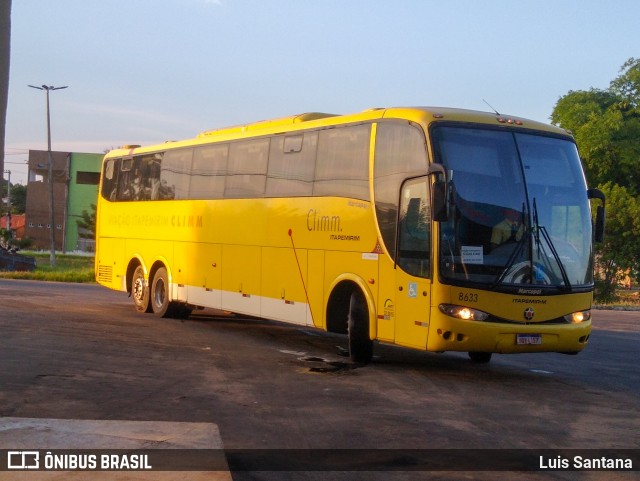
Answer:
top-left (427, 310), bottom-right (591, 354)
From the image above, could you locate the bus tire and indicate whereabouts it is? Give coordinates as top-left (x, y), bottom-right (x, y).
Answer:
top-left (132, 265), bottom-right (152, 313)
top-left (348, 289), bottom-right (373, 364)
top-left (468, 352), bottom-right (492, 363)
top-left (151, 267), bottom-right (173, 318)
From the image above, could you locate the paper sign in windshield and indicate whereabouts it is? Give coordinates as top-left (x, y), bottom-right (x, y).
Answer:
top-left (461, 246), bottom-right (483, 265)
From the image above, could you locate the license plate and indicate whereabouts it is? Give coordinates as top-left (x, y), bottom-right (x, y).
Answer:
top-left (517, 334), bottom-right (542, 345)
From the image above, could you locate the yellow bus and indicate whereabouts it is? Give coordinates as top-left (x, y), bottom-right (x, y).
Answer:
top-left (95, 107), bottom-right (605, 364)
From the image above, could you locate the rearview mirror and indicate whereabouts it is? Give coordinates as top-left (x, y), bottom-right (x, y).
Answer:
top-left (432, 180), bottom-right (448, 222)
top-left (428, 164), bottom-right (448, 222)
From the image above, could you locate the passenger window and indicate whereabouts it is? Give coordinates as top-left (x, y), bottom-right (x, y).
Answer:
top-left (160, 149), bottom-right (193, 200)
top-left (101, 158), bottom-right (120, 201)
top-left (137, 154), bottom-right (162, 200)
top-left (116, 158), bottom-right (135, 201)
top-left (225, 138), bottom-right (269, 198)
top-left (266, 133), bottom-right (317, 197)
top-left (314, 124), bottom-right (370, 200)
top-left (191, 144), bottom-right (229, 199)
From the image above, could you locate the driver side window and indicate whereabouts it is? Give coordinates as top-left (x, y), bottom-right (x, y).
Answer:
top-left (398, 178), bottom-right (431, 278)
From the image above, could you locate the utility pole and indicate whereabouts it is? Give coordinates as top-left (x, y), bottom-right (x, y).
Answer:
top-left (3, 169), bottom-right (9, 234)
top-left (28, 84), bottom-right (68, 267)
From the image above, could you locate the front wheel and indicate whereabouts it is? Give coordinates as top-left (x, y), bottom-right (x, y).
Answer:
top-left (468, 352), bottom-right (492, 363)
top-left (348, 289), bottom-right (373, 364)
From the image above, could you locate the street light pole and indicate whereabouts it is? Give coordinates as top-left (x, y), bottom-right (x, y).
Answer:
top-left (28, 84), bottom-right (67, 267)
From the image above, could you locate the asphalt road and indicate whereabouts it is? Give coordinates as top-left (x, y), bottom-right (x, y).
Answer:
top-left (0, 279), bottom-right (638, 481)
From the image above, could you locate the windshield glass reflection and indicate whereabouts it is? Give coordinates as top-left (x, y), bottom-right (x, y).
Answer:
top-left (433, 125), bottom-right (593, 290)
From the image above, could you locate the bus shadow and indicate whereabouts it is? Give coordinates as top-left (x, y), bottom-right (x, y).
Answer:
top-left (186, 308), bottom-right (564, 382)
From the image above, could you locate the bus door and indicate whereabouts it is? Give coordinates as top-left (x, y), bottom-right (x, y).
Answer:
top-left (380, 178), bottom-right (432, 349)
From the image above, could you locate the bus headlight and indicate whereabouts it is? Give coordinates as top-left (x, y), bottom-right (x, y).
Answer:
top-left (439, 304), bottom-right (489, 321)
top-left (564, 310), bottom-right (591, 324)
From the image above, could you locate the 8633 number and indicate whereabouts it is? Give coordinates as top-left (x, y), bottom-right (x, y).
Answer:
top-left (458, 292), bottom-right (479, 303)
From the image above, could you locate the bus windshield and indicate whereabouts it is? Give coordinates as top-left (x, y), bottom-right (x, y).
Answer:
top-left (433, 125), bottom-right (593, 291)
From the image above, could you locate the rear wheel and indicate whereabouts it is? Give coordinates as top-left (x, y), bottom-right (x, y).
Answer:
top-left (348, 289), bottom-right (373, 364)
top-left (150, 267), bottom-right (173, 318)
top-left (132, 265), bottom-right (151, 313)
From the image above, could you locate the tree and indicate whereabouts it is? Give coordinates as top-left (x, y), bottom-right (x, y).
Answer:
top-left (551, 58), bottom-right (640, 195)
top-left (1, 180), bottom-right (25, 215)
top-left (9, 183), bottom-right (26, 214)
top-left (551, 58), bottom-right (640, 301)
top-left (77, 204), bottom-right (97, 240)
top-left (610, 57), bottom-right (640, 108)
top-left (594, 183), bottom-right (640, 302)
top-left (0, 1), bottom-right (11, 180)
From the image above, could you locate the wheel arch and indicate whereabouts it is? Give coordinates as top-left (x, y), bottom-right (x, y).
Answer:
top-left (126, 256), bottom-right (172, 295)
top-left (125, 256), bottom-right (146, 295)
top-left (148, 257), bottom-right (172, 289)
top-left (325, 274), bottom-right (377, 340)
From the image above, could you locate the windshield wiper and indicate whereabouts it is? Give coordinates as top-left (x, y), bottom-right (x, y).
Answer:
top-left (491, 200), bottom-right (572, 291)
top-left (532, 198), bottom-right (572, 291)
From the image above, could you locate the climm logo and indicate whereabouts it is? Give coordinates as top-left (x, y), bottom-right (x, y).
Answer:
top-left (307, 209), bottom-right (341, 232)
top-left (171, 215), bottom-right (203, 228)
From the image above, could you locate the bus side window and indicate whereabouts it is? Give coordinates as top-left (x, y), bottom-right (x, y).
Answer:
top-left (117, 157), bottom-right (134, 201)
top-left (191, 144), bottom-right (228, 199)
top-left (398, 179), bottom-right (431, 278)
top-left (101, 158), bottom-right (121, 201)
top-left (147, 154), bottom-right (163, 200)
top-left (314, 125), bottom-right (370, 201)
top-left (266, 133), bottom-right (316, 197)
top-left (131, 154), bottom-right (162, 201)
top-left (160, 149), bottom-right (193, 200)
top-left (130, 156), bottom-right (145, 200)
top-left (374, 122), bottom-right (429, 260)
top-left (225, 138), bottom-right (269, 198)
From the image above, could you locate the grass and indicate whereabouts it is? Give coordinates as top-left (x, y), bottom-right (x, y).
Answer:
top-left (594, 289), bottom-right (640, 310)
top-left (0, 252), bottom-right (95, 283)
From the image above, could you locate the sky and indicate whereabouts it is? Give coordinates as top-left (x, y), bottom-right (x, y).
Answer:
top-left (4, 0), bottom-right (640, 184)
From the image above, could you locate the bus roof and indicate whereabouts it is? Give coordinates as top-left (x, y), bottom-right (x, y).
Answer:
top-left (197, 112), bottom-right (340, 137)
top-left (106, 107), bottom-right (571, 158)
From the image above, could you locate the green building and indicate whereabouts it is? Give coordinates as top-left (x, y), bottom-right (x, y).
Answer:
top-left (65, 152), bottom-right (102, 252)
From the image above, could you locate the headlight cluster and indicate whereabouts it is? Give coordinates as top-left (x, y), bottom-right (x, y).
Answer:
top-left (564, 310), bottom-right (591, 324)
top-left (439, 304), bottom-right (489, 321)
